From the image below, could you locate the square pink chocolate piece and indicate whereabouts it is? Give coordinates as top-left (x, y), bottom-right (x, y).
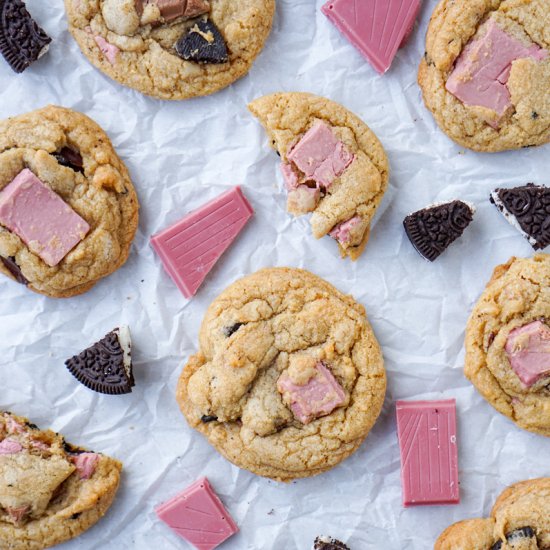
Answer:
top-left (156, 477), bottom-right (238, 550)
top-left (0, 169), bottom-right (90, 267)
top-left (322, 0), bottom-right (422, 74)
top-left (396, 399), bottom-right (459, 507)
top-left (151, 187), bottom-right (253, 299)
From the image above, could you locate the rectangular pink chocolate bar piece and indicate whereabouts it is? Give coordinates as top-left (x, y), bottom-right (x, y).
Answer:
top-left (151, 186), bottom-right (253, 298)
top-left (0, 169), bottom-right (90, 267)
top-left (322, 0), bottom-right (422, 74)
top-left (396, 399), bottom-right (459, 507)
top-left (156, 477), bottom-right (238, 550)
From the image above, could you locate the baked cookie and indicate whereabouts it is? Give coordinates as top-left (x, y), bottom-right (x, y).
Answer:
top-left (249, 92), bottom-right (389, 261)
top-left (418, 0), bottom-right (550, 152)
top-left (65, 0), bottom-right (275, 100)
top-left (0, 411), bottom-right (122, 550)
top-left (435, 478), bottom-right (550, 550)
top-left (464, 254), bottom-right (550, 436)
top-left (176, 267), bottom-right (386, 482)
top-left (0, 105), bottom-right (139, 298)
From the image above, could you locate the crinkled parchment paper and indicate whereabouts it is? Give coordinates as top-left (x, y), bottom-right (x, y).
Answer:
top-left (1, 1), bottom-right (549, 548)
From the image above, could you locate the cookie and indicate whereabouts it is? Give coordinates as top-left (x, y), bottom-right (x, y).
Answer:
top-left (418, 0), bottom-right (550, 152)
top-left (249, 92), bottom-right (389, 261)
top-left (464, 254), bottom-right (550, 436)
top-left (176, 267), bottom-right (386, 482)
top-left (0, 106), bottom-right (139, 298)
top-left (65, 0), bottom-right (275, 100)
top-left (0, 411), bottom-right (122, 550)
top-left (314, 536), bottom-right (350, 550)
top-left (435, 478), bottom-right (550, 550)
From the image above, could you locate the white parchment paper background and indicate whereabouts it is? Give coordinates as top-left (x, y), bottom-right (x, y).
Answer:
top-left (1, 1), bottom-right (549, 548)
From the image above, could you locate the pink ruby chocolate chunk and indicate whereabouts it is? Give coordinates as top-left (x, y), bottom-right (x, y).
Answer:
top-left (330, 215), bottom-right (363, 246)
top-left (287, 121), bottom-right (354, 189)
top-left (0, 169), bottom-right (90, 267)
top-left (70, 452), bottom-right (100, 479)
top-left (94, 35), bottom-right (120, 65)
top-left (505, 321), bottom-right (550, 387)
top-left (0, 438), bottom-right (23, 455)
top-left (277, 362), bottom-right (346, 424)
top-left (446, 19), bottom-right (548, 125)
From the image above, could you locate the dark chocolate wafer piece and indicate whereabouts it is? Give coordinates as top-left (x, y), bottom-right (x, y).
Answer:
top-left (314, 536), bottom-right (350, 550)
top-left (0, 0), bottom-right (51, 73)
top-left (0, 255), bottom-right (28, 285)
top-left (403, 200), bottom-right (475, 261)
top-left (65, 326), bottom-right (135, 395)
top-left (53, 147), bottom-right (84, 173)
top-left (490, 526), bottom-right (536, 550)
top-left (175, 18), bottom-right (228, 64)
top-left (490, 184), bottom-right (550, 250)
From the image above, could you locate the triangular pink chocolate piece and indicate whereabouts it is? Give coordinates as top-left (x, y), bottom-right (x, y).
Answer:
top-left (322, 0), bottom-right (422, 74)
top-left (151, 187), bottom-right (253, 298)
top-left (156, 477), bottom-right (238, 550)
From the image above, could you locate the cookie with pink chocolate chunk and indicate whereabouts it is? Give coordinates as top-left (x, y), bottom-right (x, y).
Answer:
top-left (465, 254), bottom-right (550, 436)
top-left (419, 0), bottom-right (550, 152)
top-left (249, 92), bottom-right (389, 260)
top-left (0, 411), bottom-right (122, 549)
top-left (177, 267), bottom-right (386, 481)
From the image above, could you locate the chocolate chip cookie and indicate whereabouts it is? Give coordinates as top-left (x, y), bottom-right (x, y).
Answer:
top-left (0, 411), bottom-right (122, 550)
top-left (418, 0), bottom-right (550, 152)
top-left (435, 478), bottom-right (550, 550)
top-left (249, 92), bottom-right (389, 261)
top-left (464, 254), bottom-right (550, 436)
top-left (65, 0), bottom-right (275, 100)
top-left (176, 267), bottom-right (386, 482)
top-left (0, 105), bottom-right (139, 298)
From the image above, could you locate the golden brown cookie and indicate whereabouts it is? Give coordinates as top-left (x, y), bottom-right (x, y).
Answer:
top-left (0, 105), bottom-right (139, 298)
top-left (249, 92), bottom-right (389, 261)
top-left (464, 254), bottom-right (550, 436)
top-left (176, 267), bottom-right (386, 482)
top-left (418, 0), bottom-right (550, 152)
top-left (0, 411), bottom-right (122, 550)
top-left (65, 0), bottom-right (275, 100)
top-left (435, 478), bottom-right (550, 550)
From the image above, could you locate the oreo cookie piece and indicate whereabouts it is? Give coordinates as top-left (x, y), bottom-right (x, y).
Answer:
top-left (490, 184), bottom-right (550, 250)
top-left (175, 18), bottom-right (228, 64)
top-left (0, 255), bottom-right (28, 285)
top-left (0, 0), bottom-right (51, 73)
top-left (54, 147), bottom-right (84, 173)
top-left (490, 526), bottom-right (537, 550)
top-left (403, 200), bottom-right (475, 261)
top-left (222, 322), bottom-right (244, 337)
top-left (65, 326), bottom-right (135, 395)
top-left (313, 536), bottom-right (350, 550)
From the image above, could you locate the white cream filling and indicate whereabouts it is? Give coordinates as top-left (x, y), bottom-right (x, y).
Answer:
top-left (114, 325), bottom-right (132, 378)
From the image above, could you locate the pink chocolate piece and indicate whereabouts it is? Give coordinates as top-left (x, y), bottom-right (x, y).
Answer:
top-left (153, 0), bottom-right (209, 21)
top-left (287, 122), bottom-right (354, 189)
top-left (446, 20), bottom-right (548, 125)
top-left (505, 321), bottom-right (550, 387)
top-left (94, 35), bottom-right (120, 65)
top-left (0, 438), bottom-right (23, 455)
top-left (6, 506), bottom-right (30, 524)
top-left (322, 0), bottom-right (422, 74)
top-left (0, 169), bottom-right (90, 267)
top-left (280, 162), bottom-right (299, 191)
top-left (156, 477), bottom-right (238, 550)
top-left (396, 400), bottom-right (459, 507)
top-left (277, 362), bottom-right (346, 425)
top-left (5, 416), bottom-right (25, 434)
top-left (151, 187), bottom-right (253, 299)
top-left (70, 452), bottom-right (100, 480)
top-left (330, 215), bottom-right (362, 246)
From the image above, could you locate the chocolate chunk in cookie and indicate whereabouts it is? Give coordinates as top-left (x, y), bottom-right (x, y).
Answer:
top-left (0, 0), bottom-right (51, 73)
top-left (65, 326), bottom-right (135, 395)
top-left (403, 200), bottom-right (475, 261)
top-left (314, 536), bottom-right (350, 550)
top-left (222, 323), bottom-right (244, 337)
top-left (54, 147), bottom-right (84, 173)
top-left (0, 256), bottom-right (28, 285)
top-left (490, 184), bottom-right (550, 250)
top-left (175, 18), bottom-right (228, 64)
top-left (491, 526), bottom-right (537, 550)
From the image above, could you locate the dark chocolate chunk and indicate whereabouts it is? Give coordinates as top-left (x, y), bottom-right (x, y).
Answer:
top-left (490, 184), bottom-right (550, 250)
top-left (70, 512), bottom-right (82, 520)
top-left (222, 322), bottom-right (244, 337)
top-left (403, 200), bottom-right (475, 261)
top-left (313, 536), bottom-right (350, 550)
top-left (0, 0), bottom-right (51, 73)
top-left (53, 147), bottom-right (84, 173)
top-left (175, 18), bottom-right (228, 64)
top-left (65, 326), bottom-right (135, 395)
top-left (201, 415), bottom-right (218, 423)
top-left (0, 256), bottom-right (28, 285)
top-left (490, 527), bottom-right (536, 550)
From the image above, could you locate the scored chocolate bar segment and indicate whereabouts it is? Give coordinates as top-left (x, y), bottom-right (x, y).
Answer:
top-left (0, 0), bottom-right (51, 73)
top-left (150, 186), bottom-right (253, 298)
top-left (396, 399), bottom-right (459, 507)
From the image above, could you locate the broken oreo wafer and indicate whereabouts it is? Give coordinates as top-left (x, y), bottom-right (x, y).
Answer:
top-left (0, 0), bottom-right (51, 73)
top-left (175, 18), bottom-right (228, 64)
top-left (490, 184), bottom-right (550, 250)
top-left (0, 256), bottom-right (28, 285)
top-left (404, 200), bottom-right (475, 261)
top-left (65, 326), bottom-right (135, 395)
top-left (313, 536), bottom-right (350, 550)
top-left (490, 526), bottom-right (536, 550)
